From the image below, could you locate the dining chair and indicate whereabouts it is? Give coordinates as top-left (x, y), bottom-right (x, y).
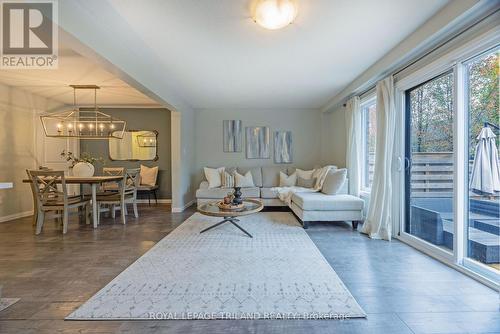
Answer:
top-left (96, 168), bottom-right (140, 225)
top-left (26, 170), bottom-right (91, 234)
top-left (101, 167), bottom-right (125, 193)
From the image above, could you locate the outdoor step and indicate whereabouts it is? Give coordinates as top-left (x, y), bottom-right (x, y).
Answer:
top-left (471, 219), bottom-right (500, 236)
top-left (442, 221), bottom-right (499, 264)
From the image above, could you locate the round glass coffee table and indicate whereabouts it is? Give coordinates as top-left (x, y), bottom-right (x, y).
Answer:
top-left (197, 199), bottom-right (263, 238)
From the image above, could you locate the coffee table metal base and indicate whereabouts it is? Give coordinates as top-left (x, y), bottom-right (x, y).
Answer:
top-left (200, 217), bottom-right (253, 238)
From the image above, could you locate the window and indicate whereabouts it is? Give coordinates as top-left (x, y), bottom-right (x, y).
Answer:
top-left (361, 96), bottom-right (376, 191)
top-left (465, 47), bottom-right (499, 274)
top-left (397, 37), bottom-right (500, 285)
top-left (405, 71), bottom-right (455, 252)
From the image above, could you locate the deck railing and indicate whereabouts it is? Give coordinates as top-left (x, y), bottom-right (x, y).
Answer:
top-left (368, 152), bottom-right (499, 198)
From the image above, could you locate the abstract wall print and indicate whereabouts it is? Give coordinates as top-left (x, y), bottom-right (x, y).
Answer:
top-left (274, 131), bottom-right (293, 163)
top-left (246, 126), bottom-right (270, 159)
top-left (223, 120), bottom-right (242, 152)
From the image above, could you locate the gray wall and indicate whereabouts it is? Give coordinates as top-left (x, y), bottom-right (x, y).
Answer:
top-left (194, 108), bottom-right (322, 186)
top-left (80, 108), bottom-right (172, 198)
top-left (321, 106), bottom-right (347, 168)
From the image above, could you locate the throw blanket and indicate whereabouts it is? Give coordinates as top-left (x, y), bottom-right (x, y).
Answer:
top-left (272, 186), bottom-right (316, 205)
top-left (271, 166), bottom-right (336, 205)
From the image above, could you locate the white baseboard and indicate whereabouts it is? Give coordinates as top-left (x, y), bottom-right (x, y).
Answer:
top-left (136, 199), bottom-right (172, 204)
top-left (172, 199), bottom-right (196, 213)
top-left (0, 210), bottom-right (33, 223)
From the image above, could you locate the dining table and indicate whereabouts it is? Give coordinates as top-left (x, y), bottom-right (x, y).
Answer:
top-left (23, 175), bottom-right (123, 228)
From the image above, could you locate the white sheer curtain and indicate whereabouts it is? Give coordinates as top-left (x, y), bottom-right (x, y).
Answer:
top-left (345, 96), bottom-right (361, 197)
top-left (361, 76), bottom-right (396, 240)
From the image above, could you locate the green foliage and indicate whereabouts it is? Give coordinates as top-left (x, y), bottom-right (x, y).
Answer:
top-left (409, 49), bottom-right (499, 156)
top-left (60, 150), bottom-right (103, 166)
top-left (467, 51), bottom-right (499, 157)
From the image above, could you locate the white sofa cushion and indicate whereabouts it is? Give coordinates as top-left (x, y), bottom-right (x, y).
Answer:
top-left (260, 187), bottom-right (278, 199)
top-left (262, 166), bottom-right (287, 187)
top-left (295, 168), bottom-right (315, 180)
top-left (321, 168), bottom-right (347, 195)
top-left (291, 193), bottom-right (364, 211)
top-left (234, 171), bottom-right (255, 187)
top-left (279, 171), bottom-right (296, 187)
top-left (237, 167), bottom-right (263, 187)
top-left (204, 167), bottom-right (224, 188)
top-left (196, 187), bottom-right (260, 199)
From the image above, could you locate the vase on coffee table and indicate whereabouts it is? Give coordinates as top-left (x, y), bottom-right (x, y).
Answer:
top-left (232, 187), bottom-right (242, 205)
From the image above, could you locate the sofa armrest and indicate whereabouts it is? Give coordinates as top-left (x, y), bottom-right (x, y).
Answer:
top-left (199, 181), bottom-right (209, 190)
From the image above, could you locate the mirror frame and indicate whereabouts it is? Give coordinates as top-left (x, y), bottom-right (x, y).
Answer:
top-left (109, 129), bottom-right (159, 162)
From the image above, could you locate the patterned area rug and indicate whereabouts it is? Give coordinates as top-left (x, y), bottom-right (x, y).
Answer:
top-left (67, 212), bottom-right (365, 320)
top-left (0, 298), bottom-right (20, 312)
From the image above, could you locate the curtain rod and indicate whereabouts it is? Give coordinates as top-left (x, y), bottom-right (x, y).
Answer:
top-left (346, 7), bottom-right (499, 105)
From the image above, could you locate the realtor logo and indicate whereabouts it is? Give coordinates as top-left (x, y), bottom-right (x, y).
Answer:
top-left (1, 0), bottom-right (58, 69)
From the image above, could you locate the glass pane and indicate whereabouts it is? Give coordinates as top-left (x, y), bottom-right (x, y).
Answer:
top-left (465, 48), bottom-right (499, 272)
top-left (362, 99), bottom-right (377, 189)
top-left (406, 71), bottom-right (454, 252)
top-left (109, 130), bottom-right (158, 161)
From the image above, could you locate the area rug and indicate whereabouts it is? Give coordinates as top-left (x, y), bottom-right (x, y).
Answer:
top-left (0, 298), bottom-right (20, 312)
top-left (67, 212), bottom-right (366, 320)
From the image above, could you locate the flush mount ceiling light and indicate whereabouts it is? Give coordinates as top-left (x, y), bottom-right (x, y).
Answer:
top-left (252, 0), bottom-right (298, 30)
top-left (40, 85), bottom-right (126, 140)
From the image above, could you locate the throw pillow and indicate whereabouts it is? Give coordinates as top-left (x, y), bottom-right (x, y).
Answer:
top-left (204, 167), bottom-right (225, 188)
top-left (279, 171), bottom-right (296, 187)
top-left (296, 168), bottom-right (315, 180)
top-left (221, 171), bottom-right (235, 188)
top-left (234, 171), bottom-right (255, 187)
top-left (321, 168), bottom-right (347, 195)
top-left (297, 176), bottom-right (316, 188)
top-left (140, 165), bottom-right (159, 186)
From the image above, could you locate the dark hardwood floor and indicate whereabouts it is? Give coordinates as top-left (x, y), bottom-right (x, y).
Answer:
top-left (0, 205), bottom-right (498, 334)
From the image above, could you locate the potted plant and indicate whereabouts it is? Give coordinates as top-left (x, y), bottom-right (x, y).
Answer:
top-left (60, 150), bottom-right (103, 177)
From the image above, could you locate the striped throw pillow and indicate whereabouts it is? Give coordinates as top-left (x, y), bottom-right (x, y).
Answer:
top-left (221, 171), bottom-right (235, 188)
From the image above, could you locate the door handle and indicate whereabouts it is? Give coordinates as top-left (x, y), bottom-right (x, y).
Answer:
top-left (404, 157), bottom-right (411, 171)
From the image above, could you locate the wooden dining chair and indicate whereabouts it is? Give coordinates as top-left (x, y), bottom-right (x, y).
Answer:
top-left (26, 170), bottom-right (91, 234)
top-left (100, 167), bottom-right (125, 193)
top-left (96, 168), bottom-right (140, 225)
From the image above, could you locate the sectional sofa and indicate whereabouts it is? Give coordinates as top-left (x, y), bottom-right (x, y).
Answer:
top-left (196, 166), bottom-right (364, 229)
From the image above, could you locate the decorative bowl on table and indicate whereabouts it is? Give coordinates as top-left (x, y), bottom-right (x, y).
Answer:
top-left (217, 201), bottom-right (244, 210)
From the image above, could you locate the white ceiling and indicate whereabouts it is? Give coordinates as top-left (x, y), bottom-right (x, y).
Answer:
top-left (107, 0), bottom-right (449, 109)
top-left (0, 48), bottom-right (159, 106)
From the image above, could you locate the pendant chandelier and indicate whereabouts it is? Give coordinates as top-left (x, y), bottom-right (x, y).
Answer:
top-left (40, 85), bottom-right (126, 139)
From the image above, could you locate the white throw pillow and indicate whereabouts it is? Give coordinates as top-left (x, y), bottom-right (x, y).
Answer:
top-left (321, 168), bottom-right (347, 195)
top-left (279, 171), bottom-right (296, 187)
top-left (234, 171), bottom-right (255, 188)
top-left (296, 168), bottom-right (315, 180)
top-left (204, 167), bottom-right (225, 188)
top-left (140, 165), bottom-right (158, 186)
top-left (221, 171), bottom-right (235, 188)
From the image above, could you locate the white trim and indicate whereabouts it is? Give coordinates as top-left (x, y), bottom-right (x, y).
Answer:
top-left (136, 199), bottom-right (171, 204)
top-left (171, 199), bottom-right (196, 213)
top-left (395, 27), bottom-right (500, 91)
top-left (0, 211), bottom-right (33, 223)
top-left (399, 231), bottom-right (455, 263)
top-left (453, 62), bottom-right (466, 264)
top-left (396, 234), bottom-right (499, 291)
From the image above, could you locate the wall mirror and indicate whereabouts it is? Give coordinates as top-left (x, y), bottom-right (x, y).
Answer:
top-left (109, 130), bottom-right (158, 161)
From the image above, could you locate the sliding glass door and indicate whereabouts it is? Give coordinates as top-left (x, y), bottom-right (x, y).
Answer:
top-left (464, 47), bottom-right (499, 275)
top-left (399, 40), bottom-right (499, 285)
top-left (404, 71), bottom-right (455, 254)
